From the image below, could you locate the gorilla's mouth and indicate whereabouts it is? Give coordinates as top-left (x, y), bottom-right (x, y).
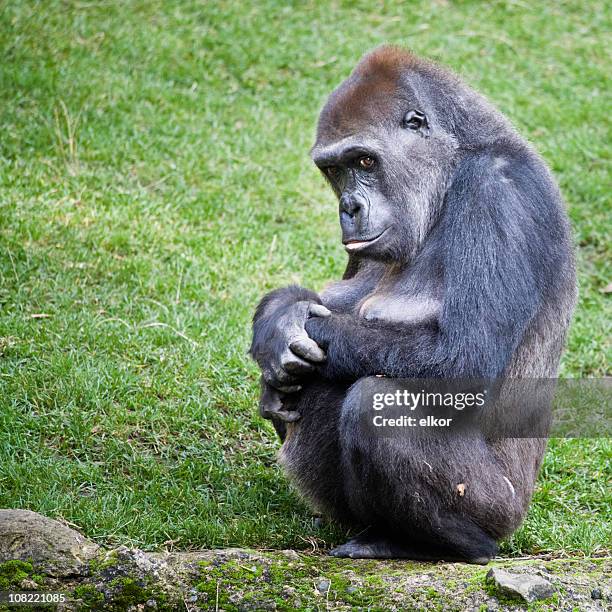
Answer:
top-left (343, 228), bottom-right (389, 251)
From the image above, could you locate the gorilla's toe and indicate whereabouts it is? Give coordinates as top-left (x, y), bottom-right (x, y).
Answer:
top-left (329, 541), bottom-right (368, 558)
top-left (329, 536), bottom-right (388, 559)
top-left (468, 555), bottom-right (493, 565)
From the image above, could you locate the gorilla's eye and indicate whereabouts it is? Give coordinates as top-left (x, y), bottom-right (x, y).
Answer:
top-left (403, 110), bottom-right (428, 131)
top-left (325, 166), bottom-right (342, 180)
top-left (359, 156), bottom-right (375, 170)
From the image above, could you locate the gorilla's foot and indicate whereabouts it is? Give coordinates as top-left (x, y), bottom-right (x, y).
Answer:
top-left (329, 529), bottom-right (496, 563)
top-left (329, 531), bottom-right (420, 560)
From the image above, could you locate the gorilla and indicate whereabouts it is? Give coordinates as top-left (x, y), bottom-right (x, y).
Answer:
top-left (250, 46), bottom-right (576, 563)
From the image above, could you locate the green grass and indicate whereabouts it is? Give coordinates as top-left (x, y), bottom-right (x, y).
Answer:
top-left (0, 0), bottom-right (609, 555)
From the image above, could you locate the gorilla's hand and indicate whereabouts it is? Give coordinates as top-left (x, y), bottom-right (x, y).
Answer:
top-left (258, 301), bottom-right (330, 390)
top-left (251, 286), bottom-right (330, 391)
top-left (259, 381), bottom-right (302, 423)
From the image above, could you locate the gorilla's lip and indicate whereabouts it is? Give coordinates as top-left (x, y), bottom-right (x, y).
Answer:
top-left (343, 228), bottom-right (389, 251)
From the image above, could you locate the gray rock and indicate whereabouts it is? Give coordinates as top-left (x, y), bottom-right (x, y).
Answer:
top-left (316, 578), bottom-right (330, 593)
top-left (486, 568), bottom-right (555, 603)
top-left (280, 549), bottom-right (299, 560)
top-left (591, 588), bottom-right (602, 599)
top-left (19, 578), bottom-right (39, 590)
top-left (0, 509), bottom-right (99, 576)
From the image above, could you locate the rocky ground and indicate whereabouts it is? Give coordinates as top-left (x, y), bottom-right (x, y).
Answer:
top-left (0, 510), bottom-right (609, 611)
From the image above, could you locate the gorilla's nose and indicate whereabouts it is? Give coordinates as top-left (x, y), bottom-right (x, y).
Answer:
top-left (339, 194), bottom-right (362, 218)
top-left (340, 194), bottom-right (368, 239)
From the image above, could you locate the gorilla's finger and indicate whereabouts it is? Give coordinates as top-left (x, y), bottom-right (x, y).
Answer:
top-left (275, 384), bottom-right (302, 393)
top-left (282, 351), bottom-right (315, 374)
top-left (275, 409), bottom-right (302, 423)
top-left (309, 304), bottom-right (332, 318)
top-left (263, 365), bottom-right (296, 389)
top-left (290, 337), bottom-right (327, 362)
top-left (263, 374), bottom-right (301, 393)
top-left (272, 362), bottom-right (296, 382)
top-left (260, 387), bottom-right (283, 416)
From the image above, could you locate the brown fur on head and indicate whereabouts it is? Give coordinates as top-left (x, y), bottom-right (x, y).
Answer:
top-left (314, 45), bottom-right (510, 151)
top-left (353, 45), bottom-right (417, 80)
top-left (315, 46), bottom-right (419, 142)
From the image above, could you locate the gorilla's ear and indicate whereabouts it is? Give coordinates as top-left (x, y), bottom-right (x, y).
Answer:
top-left (435, 149), bottom-right (555, 378)
top-left (401, 110), bottom-right (430, 137)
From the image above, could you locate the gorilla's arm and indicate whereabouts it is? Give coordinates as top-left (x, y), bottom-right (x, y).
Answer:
top-left (305, 314), bottom-right (440, 378)
top-left (306, 151), bottom-right (555, 380)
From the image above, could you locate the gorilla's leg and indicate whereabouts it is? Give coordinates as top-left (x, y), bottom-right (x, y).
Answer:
top-left (280, 378), bottom-right (516, 562)
top-left (329, 524), bottom-right (497, 564)
top-left (332, 378), bottom-right (520, 563)
top-left (278, 380), bottom-right (355, 523)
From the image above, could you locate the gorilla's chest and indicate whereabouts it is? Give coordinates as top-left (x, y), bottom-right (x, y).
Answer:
top-left (321, 264), bottom-right (441, 326)
top-left (358, 292), bottom-right (440, 324)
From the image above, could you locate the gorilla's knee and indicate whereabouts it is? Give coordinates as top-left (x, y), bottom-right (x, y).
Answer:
top-left (339, 377), bottom-right (380, 442)
top-left (339, 377), bottom-right (420, 459)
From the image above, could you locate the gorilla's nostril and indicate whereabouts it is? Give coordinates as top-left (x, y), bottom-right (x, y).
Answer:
top-left (340, 195), bottom-right (361, 217)
top-left (340, 195), bottom-right (351, 213)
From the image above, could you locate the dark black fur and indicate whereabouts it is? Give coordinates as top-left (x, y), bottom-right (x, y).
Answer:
top-left (249, 47), bottom-right (576, 563)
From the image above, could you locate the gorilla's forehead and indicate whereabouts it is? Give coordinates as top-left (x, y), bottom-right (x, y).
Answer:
top-left (310, 133), bottom-right (387, 165)
top-left (314, 46), bottom-right (419, 147)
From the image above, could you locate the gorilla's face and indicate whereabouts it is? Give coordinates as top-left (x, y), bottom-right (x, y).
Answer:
top-left (311, 54), bottom-right (458, 263)
top-left (312, 112), bottom-right (436, 262)
top-left (312, 138), bottom-right (395, 258)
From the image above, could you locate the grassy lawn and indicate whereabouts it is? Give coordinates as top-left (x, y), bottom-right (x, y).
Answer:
top-left (0, 0), bottom-right (609, 556)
